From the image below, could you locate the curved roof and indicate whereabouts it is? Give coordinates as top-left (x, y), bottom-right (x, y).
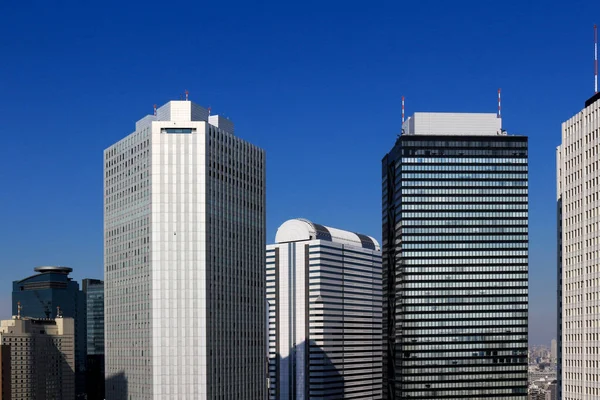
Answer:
top-left (274, 218), bottom-right (380, 251)
top-left (34, 266), bottom-right (73, 274)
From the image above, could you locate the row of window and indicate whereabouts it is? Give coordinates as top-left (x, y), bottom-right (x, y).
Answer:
top-left (403, 243), bottom-right (527, 250)
top-left (403, 212), bottom-right (528, 219)
top-left (401, 164), bottom-right (528, 171)
top-left (401, 196), bottom-right (527, 203)
top-left (403, 234), bottom-right (527, 242)
top-left (401, 180), bottom-right (527, 187)
top-left (401, 296), bottom-right (527, 304)
top-left (402, 188), bottom-right (528, 194)
top-left (403, 258), bottom-right (527, 265)
top-left (403, 204), bottom-right (528, 212)
top-left (403, 173), bottom-right (527, 180)
top-left (401, 157), bottom-right (527, 164)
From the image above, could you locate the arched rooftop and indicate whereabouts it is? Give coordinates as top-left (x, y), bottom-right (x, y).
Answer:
top-left (274, 218), bottom-right (380, 251)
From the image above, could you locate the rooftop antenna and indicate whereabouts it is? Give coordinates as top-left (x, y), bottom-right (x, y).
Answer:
top-left (153, 104), bottom-right (157, 116)
top-left (401, 96), bottom-right (405, 124)
top-left (208, 106), bottom-right (211, 116)
top-left (595, 24), bottom-right (598, 93)
top-left (185, 89), bottom-right (189, 101)
top-left (17, 301), bottom-right (21, 319)
top-left (497, 88), bottom-right (502, 119)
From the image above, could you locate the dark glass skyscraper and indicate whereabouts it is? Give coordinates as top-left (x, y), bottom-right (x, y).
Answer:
top-left (382, 113), bottom-right (528, 399)
top-left (12, 266), bottom-right (87, 398)
top-left (82, 279), bottom-right (104, 400)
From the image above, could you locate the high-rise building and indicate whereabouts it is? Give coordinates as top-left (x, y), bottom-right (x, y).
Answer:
top-left (0, 344), bottom-right (10, 400)
top-left (557, 91), bottom-right (600, 400)
top-left (104, 99), bottom-right (266, 399)
top-left (550, 339), bottom-right (557, 360)
top-left (0, 316), bottom-right (75, 400)
top-left (382, 112), bottom-right (529, 399)
top-left (266, 218), bottom-right (383, 399)
top-left (12, 266), bottom-right (86, 396)
top-left (83, 279), bottom-right (104, 400)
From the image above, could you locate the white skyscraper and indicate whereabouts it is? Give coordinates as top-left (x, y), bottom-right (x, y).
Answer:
top-left (557, 91), bottom-right (600, 400)
top-left (104, 99), bottom-right (266, 399)
top-left (266, 218), bottom-right (382, 399)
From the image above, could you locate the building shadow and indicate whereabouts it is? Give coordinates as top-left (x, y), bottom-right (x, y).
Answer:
top-left (105, 371), bottom-right (128, 400)
top-left (37, 330), bottom-right (76, 399)
top-left (85, 354), bottom-right (105, 400)
top-left (271, 339), bottom-right (343, 400)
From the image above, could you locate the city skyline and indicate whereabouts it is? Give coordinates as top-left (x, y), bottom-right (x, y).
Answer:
top-left (1, 1), bottom-right (600, 347)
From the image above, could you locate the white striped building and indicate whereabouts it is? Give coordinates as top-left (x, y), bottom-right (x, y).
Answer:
top-left (557, 92), bottom-right (600, 400)
top-left (266, 218), bottom-right (382, 399)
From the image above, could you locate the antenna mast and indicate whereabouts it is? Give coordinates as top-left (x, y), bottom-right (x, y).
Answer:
top-left (497, 88), bottom-right (502, 118)
top-left (595, 24), bottom-right (598, 93)
top-left (401, 96), bottom-right (405, 124)
top-left (185, 89), bottom-right (189, 101)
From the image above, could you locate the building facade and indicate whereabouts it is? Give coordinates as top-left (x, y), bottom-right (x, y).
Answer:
top-left (0, 344), bottom-right (9, 400)
top-left (12, 266), bottom-right (86, 396)
top-left (266, 218), bottom-right (382, 399)
top-left (104, 99), bottom-right (266, 399)
top-left (83, 279), bottom-right (104, 400)
top-left (0, 316), bottom-right (75, 400)
top-left (557, 92), bottom-right (600, 400)
top-left (382, 112), bottom-right (529, 399)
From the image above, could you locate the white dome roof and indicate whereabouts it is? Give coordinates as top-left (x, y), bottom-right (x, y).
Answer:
top-left (274, 218), bottom-right (380, 251)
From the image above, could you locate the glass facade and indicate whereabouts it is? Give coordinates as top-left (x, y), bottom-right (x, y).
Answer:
top-left (382, 134), bottom-right (529, 399)
top-left (82, 279), bottom-right (104, 400)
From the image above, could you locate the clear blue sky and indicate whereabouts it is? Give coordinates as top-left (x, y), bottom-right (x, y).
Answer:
top-left (1, 0), bottom-right (597, 345)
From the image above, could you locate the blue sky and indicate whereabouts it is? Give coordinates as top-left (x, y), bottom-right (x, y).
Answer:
top-left (0, 0), bottom-right (598, 345)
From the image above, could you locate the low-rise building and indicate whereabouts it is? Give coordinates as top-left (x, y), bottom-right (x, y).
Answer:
top-left (0, 314), bottom-right (75, 399)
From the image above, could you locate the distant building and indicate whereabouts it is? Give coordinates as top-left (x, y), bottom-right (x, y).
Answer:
top-left (382, 112), bottom-right (529, 399)
top-left (550, 339), bottom-right (557, 360)
top-left (12, 266), bottom-right (86, 396)
top-left (557, 91), bottom-right (600, 400)
top-left (546, 381), bottom-right (557, 400)
top-left (0, 344), bottom-right (10, 400)
top-left (83, 279), bottom-right (104, 400)
top-left (0, 316), bottom-right (75, 399)
top-left (267, 218), bottom-right (383, 399)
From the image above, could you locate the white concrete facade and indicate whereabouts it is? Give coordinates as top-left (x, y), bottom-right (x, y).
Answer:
top-left (557, 95), bottom-right (600, 400)
top-left (402, 112), bottom-right (504, 136)
top-left (104, 100), bottom-right (266, 400)
top-left (267, 219), bottom-right (382, 399)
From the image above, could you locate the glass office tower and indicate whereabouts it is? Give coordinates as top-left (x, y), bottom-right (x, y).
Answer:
top-left (382, 112), bottom-right (528, 399)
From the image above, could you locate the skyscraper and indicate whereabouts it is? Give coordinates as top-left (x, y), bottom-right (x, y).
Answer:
top-left (550, 338), bottom-right (557, 361)
top-left (557, 91), bottom-right (600, 400)
top-left (266, 218), bottom-right (382, 399)
top-left (104, 99), bottom-right (266, 399)
top-left (382, 112), bottom-right (529, 399)
top-left (82, 279), bottom-right (104, 400)
top-left (12, 266), bottom-right (86, 397)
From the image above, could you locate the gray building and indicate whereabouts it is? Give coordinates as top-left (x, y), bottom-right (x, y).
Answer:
top-left (266, 218), bottom-right (382, 399)
top-left (104, 99), bottom-right (266, 399)
top-left (82, 279), bottom-right (104, 400)
top-left (382, 112), bottom-right (529, 399)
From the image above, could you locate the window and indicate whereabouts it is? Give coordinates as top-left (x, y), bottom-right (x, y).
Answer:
top-left (161, 128), bottom-right (195, 134)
